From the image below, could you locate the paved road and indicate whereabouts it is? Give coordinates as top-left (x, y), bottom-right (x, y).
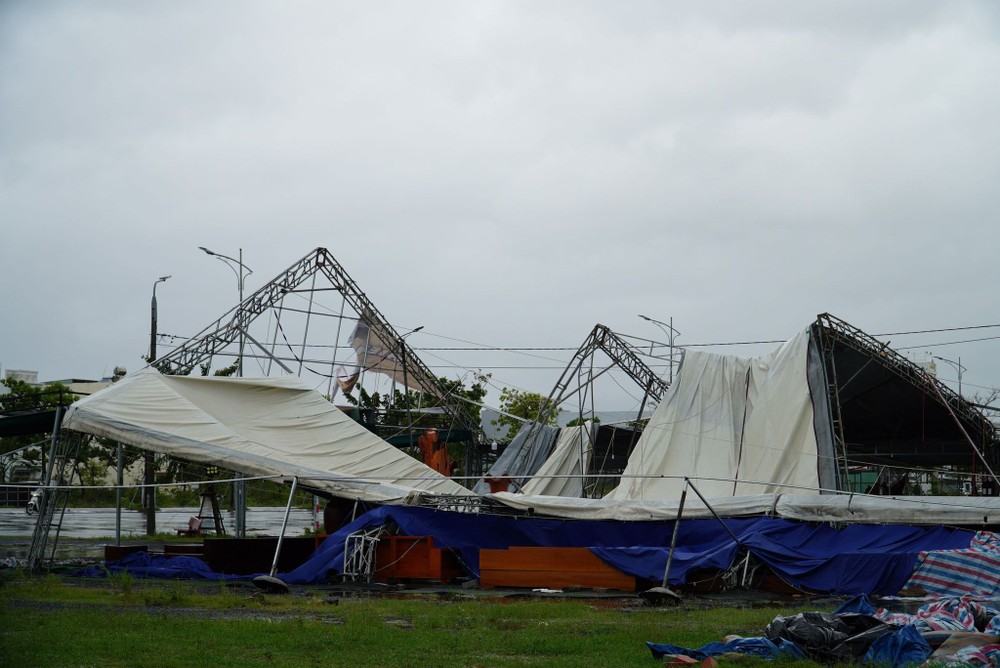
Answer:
top-left (1, 506), bottom-right (319, 538)
top-left (0, 506), bottom-right (320, 561)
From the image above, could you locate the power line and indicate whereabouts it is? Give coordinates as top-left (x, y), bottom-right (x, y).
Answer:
top-left (895, 334), bottom-right (1000, 350)
top-left (159, 321), bottom-right (1000, 355)
top-left (877, 323), bottom-right (1000, 336)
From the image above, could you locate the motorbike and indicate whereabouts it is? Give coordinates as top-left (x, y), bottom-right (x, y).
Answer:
top-left (26, 487), bottom-right (41, 515)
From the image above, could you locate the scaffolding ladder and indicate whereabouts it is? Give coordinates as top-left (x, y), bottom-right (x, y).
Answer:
top-left (27, 424), bottom-right (85, 573)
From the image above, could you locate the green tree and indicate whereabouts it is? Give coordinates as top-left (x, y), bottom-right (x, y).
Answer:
top-left (341, 373), bottom-right (491, 434)
top-left (492, 388), bottom-right (557, 440)
top-left (0, 379), bottom-right (78, 481)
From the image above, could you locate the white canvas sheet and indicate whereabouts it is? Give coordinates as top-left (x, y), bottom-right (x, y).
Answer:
top-left (774, 494), bottom-right (1000, 525)
top-left (61, 368), bottom-right (471, 503)
top-left (472, 422), bottom-right (558, 494)
top-left (520, 424), bottom-right (594, 497)
top-left (490, 491), bottom-right (1000, 525)
top-left (489, 491), bottom-right (778, 521)
top-left (606, 331), bottom-right (820, 501)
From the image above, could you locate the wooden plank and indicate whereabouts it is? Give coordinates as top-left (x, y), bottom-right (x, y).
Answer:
top-left (374, 535), bottom-right (463, 583)
top-left (480, 547), bottom-right (613, 570)
top-left (479, 547), bottom-right (636, 591)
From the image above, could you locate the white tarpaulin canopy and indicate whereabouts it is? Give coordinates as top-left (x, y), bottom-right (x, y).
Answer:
top-left (61, 367), bottom-right (471, 503)
top-left (488, 491), bottom-right (1000, 525)
top-left (607, 330), bottom-right (824, 501)
top-left (519, 424), bottom-right (594, 497)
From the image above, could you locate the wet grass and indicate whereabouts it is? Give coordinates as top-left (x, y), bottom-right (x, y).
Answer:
top-left (0, 574), bottom-right (831, 667)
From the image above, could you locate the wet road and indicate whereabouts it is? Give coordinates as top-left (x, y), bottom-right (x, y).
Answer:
top-left (0, 507), bottom-right (321, 561)
top-left (0, 506), bottom-right (319, 539)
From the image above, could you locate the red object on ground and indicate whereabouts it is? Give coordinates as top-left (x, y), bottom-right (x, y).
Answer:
top-left (484, 476), bottom-right (512, 493)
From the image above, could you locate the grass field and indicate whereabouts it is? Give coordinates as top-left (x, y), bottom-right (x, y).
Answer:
top-left (0, 571), bottom-right (832, 667)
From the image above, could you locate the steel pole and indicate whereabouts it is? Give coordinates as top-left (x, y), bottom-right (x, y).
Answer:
top-left (115, 443), bottom-right (123, 547)
top-left (661, 480), bottom-right (688, 588)
top-left (269, 477), bottom-right (298, 578)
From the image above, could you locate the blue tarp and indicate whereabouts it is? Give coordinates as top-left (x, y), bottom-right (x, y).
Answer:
top-left (79, 506), bottom-right (975, 595)
top-left (281, 506), bottom-right (973, 594)
top-left (737, 520), bottom-right (971, 595)
top-left (282, 505), bottom-right (742, 585)
top-left (864, 625), bottom-right (932, 666)
top-left (647, 625), bottom-right (931, 666)
top-left (76, 551), bottom-right (249, 580)
top-left (647, 637), bottom-right (806, 661)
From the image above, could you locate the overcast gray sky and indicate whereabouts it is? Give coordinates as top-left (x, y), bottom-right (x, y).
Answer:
top-left (2, 1), bottom-right (999, 410)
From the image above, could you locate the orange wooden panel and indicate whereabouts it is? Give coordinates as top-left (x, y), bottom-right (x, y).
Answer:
top-left (374, 535), bottom-right (463, 583)
top-left (479, 547), bottom-right (636, 591)
top-left (502, 547), bottom-right (620, 572)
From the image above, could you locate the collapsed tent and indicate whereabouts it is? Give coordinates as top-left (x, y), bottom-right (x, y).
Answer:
top-left (608, 330), bottom-right (825, 501)
top-left (519, 424), bottom-right (594, 497)
top-left (472, 422), bottom-right (558, 494)
top-left (606, 314), bottom-right (1000, 502)
top-left (60, 367), bottom-right (471, 503)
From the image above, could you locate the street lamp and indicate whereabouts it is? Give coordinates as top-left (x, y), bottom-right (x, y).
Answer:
top-left (932, 355), bottom-right (966, 398)
top-left (198, 247), bottom-right (253, 376)
top-left (149, 275), bottom-right (171, 363)
top-left (639, 314), bottom-right (681, 384)
top-left (145, 275), bottom-right (170, 535)
top-left (199, 247), bottom-right (253, 538)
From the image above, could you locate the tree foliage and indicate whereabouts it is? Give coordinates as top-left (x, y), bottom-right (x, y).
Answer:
top-left (0, 378), bottom-right (78, 482)
top-left (341, 373), bottom-right (491, 434)
top-left (492, 388), bottom-right (557, 440)
top-left (566, 416), bottom-right (600, 427)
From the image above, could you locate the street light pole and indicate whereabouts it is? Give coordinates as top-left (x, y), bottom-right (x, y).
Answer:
top-left (198, 246), bottom-right (253, 376)
top-left (639, 314), bottom-right (681, 384)
top-left (146, 275), bottom-right (170, 536)
top-left (932, 355), bottom-right (966, 398)
top-left (199, 247), bottom-right (253, 537)
top-left (149, 275), bottom-right (171, 364)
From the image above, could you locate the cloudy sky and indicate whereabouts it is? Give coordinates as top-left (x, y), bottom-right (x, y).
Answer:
top-left (2, 1), bottom-right (999, 410)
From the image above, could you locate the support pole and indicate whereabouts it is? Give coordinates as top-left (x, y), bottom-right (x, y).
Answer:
top-left (684, 478), bottom-right (746, 548)
top-left (144, 452), bottom-right (156, 535)
top-left (234, 475), bottom-right (246, 539)
top-left (115, 443), bottom-right (123, 547)
top-left (269, 477), bottom-right (298, 578)
top-left (661, 480), bottom-right (689, 588)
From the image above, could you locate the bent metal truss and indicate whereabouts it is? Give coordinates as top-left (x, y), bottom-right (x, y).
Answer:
top-left (155, 247), bottom-right (480, 438)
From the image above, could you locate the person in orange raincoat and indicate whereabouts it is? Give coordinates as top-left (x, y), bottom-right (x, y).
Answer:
top-left (417, 428), bottom-right (438, 468)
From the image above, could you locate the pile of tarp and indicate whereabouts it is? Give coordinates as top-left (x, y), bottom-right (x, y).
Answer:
top-left (648, 596), bottom-right (1000, 666)
top-left (905, 531), bottom-right (1000, 597)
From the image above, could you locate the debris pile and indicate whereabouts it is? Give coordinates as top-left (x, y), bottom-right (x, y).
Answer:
top-left (648, 595), bottom-right (1000, 666)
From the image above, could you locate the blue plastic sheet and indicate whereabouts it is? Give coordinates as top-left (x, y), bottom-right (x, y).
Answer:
top-left (739, 520), bottom-right (971, 595)
top-left (648, 625), bottom-right (930, 667)
top-left (76, 551), bottom-right (248, 580)
top-left (864, 625), bottom-right (932, 666)
top-left (76, 506), bottom-right (974, 594)
top-left (282, 507), bottom-right (973, 593)
top-left (834, 593), bottom-right (877, 616)
top-left (281, 506), bottom-right (748, 585)
top-left (647, 637), bottom-right (806, 661)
